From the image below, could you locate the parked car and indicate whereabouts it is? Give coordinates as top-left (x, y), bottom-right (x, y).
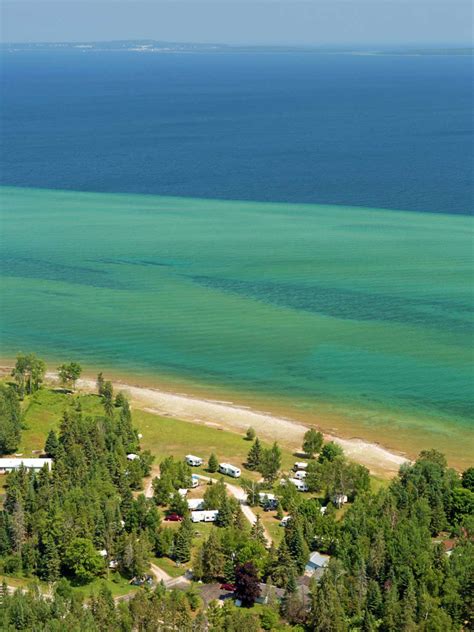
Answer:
top-left (130, 575), bottom-right (154, 586)
top-left (165, 513), bottom-right (183, 522)
top-left (220, 583), bottom-right (236, 591)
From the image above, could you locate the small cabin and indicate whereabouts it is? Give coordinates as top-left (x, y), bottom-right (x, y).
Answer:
top-left (218, 462), bottom-right (241, 478)
top-left (185, 454), bottom-right (203, 467)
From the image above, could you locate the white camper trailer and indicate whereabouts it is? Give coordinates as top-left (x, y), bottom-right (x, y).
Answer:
top-left (293, 462), bottom-right (308, 471)
top-left (191, 510), bottom-right (219, 523)
top-left (218, 462), bottom-right (241, 478)
top-left (288, 477), bottom-right (308, 492)
top-left (294, 470), bottom-right (307, 480)
top-left (185, 455), bottom-right (203, 467)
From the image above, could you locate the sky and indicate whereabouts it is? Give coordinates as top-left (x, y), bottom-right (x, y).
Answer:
top-left (0, 0), bottom-right (472, 46)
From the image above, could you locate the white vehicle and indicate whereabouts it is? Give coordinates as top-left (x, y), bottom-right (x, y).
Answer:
top-left (294, 470), bottom-right (307, 480)
top-left (258, 492), bottom-right (276, 503)
top-left (191, 509), bottom-right (219, 523)
top-left (218, 462), bottom-right (241, 478)
top-left (187, 498), bottom-right (205, 510)
top-left (185, 454), bottom-right (203, 467)
top-left (189, 475), bottom-right (199, 489)
top-left (288, 477), bottom-right (308, 492)
top-left (178, 488), bottom-right (188, 497)
top-left (279, 516), bottom-right (292, 527)
top-left (294, 462), bottom-right (308, 471)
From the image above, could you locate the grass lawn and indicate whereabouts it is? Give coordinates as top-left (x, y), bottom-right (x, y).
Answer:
top-left (132, 408), bottom-right (296, 479)
top-left (152, 556), bottom-right (188, 578)
top-left (0, 572), bottom-right (136, 599)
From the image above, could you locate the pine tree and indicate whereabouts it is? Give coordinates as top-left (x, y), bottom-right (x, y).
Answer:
top-left (246, 437), bottom-right (262, 471)
top-left (174, 516), bottom-right (193, 563)
top-left (44, 429), bottom-right (59, 458)
top-left (96, 372), bottom-right (105, 396)
top-left (216, 495), bottom-right (233, 527)
top-left (201, 530), bottom-right (225, 581)
top-left (284, 517), bottom-right (309, 574)
top-left (250, 514), bottom-right (266, 546)
top-left (42, 537), bottom-right (60, 582)
top-left (208, 453), bottom-right (218, 473)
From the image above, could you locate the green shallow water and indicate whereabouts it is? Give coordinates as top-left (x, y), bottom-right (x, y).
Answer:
top-left (1, 187), bottom-right (473, 466)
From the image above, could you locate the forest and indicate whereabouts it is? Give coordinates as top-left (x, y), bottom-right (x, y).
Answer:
top-left (0, 355), bottom-right (473, 630)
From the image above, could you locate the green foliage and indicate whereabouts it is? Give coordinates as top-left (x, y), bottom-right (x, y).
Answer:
top-left (259, 442), bottom-right (282, 482)
top-left (64, 537), bottom-right (105, 584)
top-left (57, 362), bottom-right (82, 391)
top-left (11, 353), bottom-right (46, 398)
top-left (462, 467), bottom-right (474, 492)
top-left (174, 515), bottom-right (193, 563)
top-left (246, 437), bottom-right (262, 471)
top-left (245, 427), bottom-right (256, 441)
top-left (302, 428), bottom-right (323, 458)
top-left (208, 452), bottom-right (219, 473)
top-left (0, 383), bottom-right (21, 454)
top-left (44, 429), bottom-right (59, 458)
top-left (318, 441), bottom-right (344, 463)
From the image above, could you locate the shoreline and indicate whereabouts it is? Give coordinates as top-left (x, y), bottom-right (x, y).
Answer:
top-left (44, 371), bottom-right (409, 478)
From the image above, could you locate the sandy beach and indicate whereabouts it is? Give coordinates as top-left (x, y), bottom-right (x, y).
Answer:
top-left (42, 371), bottom-right (409, 477)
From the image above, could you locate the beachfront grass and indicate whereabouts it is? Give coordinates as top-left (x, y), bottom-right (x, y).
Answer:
top-left (14, 385), bottom-right (297, 481)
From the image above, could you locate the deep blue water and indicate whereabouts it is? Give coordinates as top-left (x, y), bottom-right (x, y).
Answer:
top-left (0, 51), bottom-right (472, 213)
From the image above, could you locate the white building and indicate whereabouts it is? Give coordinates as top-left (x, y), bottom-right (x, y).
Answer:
top-left (0, 458), bottom-right (52, 473)
top-left (185, 455), bottom-right (203, 467)
top-left (218, 463), bottom-right (241, 478)
top-left (305, 551), bottom-right (330, 575)
top-left (187, 498), bottom-right (205, 510)
top-left (191, 509), bottom-right (219, 523)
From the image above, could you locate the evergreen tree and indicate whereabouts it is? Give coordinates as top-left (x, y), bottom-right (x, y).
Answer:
top-left (201, 530), bottom-right (225, 581)
top-left (174, 516), bottom-right (193, 563)
top-left (284, 517), bottom-right (309, 574)
top-left (44, 429), bottom-right (59, 458)
top-left (246, 437), bottom-right (262, 471)
top-left (216, 495), bottom-right (233, 527)
top-left (96, 372), bottom-right (105, 396)
top-left (0, 384), bottom-right (21, 455)
top-left (208, 453), bottom-right (219, 473)
top-left (250, 514), bottom-right (266, 546)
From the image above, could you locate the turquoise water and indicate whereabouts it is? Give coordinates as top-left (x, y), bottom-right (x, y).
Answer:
top-left (1, 187), bottom-right (473, 464)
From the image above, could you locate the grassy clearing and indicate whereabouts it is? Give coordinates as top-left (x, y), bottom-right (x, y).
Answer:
top-left (15, 388), bottom-right (297, 483)
top-left (132, 408), bottom-right (296, 479)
